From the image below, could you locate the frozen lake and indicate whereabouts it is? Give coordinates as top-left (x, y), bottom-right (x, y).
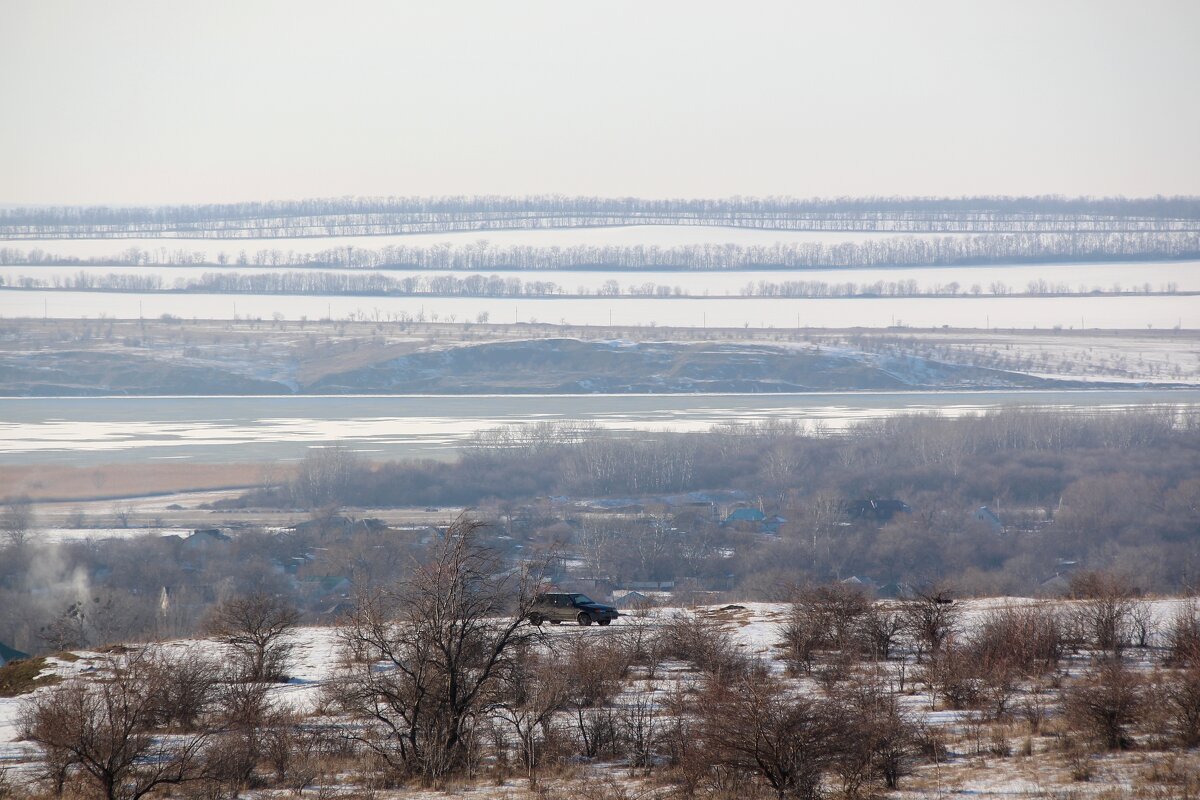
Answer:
top-left (2, 260), bottom-right (1197, 294)
top-left (2, 288), bottom-right (1197, 329)
top-left (1, 390), bottom-right (1197, 466)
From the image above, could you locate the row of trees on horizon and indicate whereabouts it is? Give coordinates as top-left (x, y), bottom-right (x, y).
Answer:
top-left (3, 193), bottom-right (1200, 231)
top-left (2, 231), bottom-right (1198, 271)
top-left (0, 268), bottom-right (1186, 299)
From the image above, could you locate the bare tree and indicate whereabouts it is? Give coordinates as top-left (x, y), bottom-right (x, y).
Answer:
top-left (858, 605), bottom-right (906, 661)
top-left (203, 592), bottom-right (300, 682)
top-left (20, 650), bottom-right (211, 800)
top-left (1067, 570), bottom-right (1138, 655)
top-left (903, 584), bottom-right (960, 661)
top-left (327, 517), bottom-right (545, 780)
top-left (1, 496), bottom-right (33, 548)
top-left (292, 445), bottom-right (361, 509)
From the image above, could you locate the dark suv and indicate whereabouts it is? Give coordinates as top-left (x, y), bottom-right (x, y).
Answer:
top-left (528, 592), bottom-right (618, 627)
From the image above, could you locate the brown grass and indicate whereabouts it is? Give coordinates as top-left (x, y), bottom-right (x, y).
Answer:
top-left (0, 657), bottom-right (59, 697)
top-left (0, 462), bottom-right (284, 502)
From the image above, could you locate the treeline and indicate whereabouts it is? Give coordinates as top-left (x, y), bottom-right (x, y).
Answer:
top-left (2, 408), bottom-right (1197, 660)
top-left (3, 231), bottom-right (1199, 272)
top-left (266, 407), bottom-right (1200, 508)
top-left (4, 194), bottom-right (1200, 237)
top-left (225, 408), bottom-right (1200, 593)
top-left (2, 269), bottom-right (1185, 299)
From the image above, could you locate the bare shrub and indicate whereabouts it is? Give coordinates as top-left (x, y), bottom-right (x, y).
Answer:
top-left (971, 604), bottom-right (1065, 676)
top-left (207, 670), bottom-right (277, 791)
top-left (658, 682), bottom-right (700, 783)
top-left (1163, 662), bottom-right (1200, 747)
top-left (1129, 598), bottom-right (1158, 649)
top-left (619, 682), bottom-right (660, 772)
top-left (659, 611), bottom-right (747, 679)
top-left (559, 636), bottom-right (626, 758)
top-left (1135, 756), bottom-right (1200, 799)
top-left (932, 646), bottom-right (985, 712)
top-left (1166, 600), bottom-right (1200, 666)
top-left (146, 646), bottom-right (220, 731)
top-left (496, 646), bottom-right (570, 774)
top-left (19, 650), bottom-right (212, 800)
top-left (698, 671), bottom-right (839, 800)
top-left (1065, 657), bottom-right (1145, 751)
top-left (833, 673), bottom-right (919, 796)
top-left (615, 612), bottom-right (663, 679)
top-left (1067, 570), bottom-right (1138, 655)
top-left (263, 714), bottom-right (333, 793)
top-left (1019, 683), bottom-right (1052, 734)
top-left (780, 582), bottom-right (873, 672)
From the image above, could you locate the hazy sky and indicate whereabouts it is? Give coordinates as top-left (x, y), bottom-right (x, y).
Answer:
top-left (2, 0), bottom-right (1198, 205)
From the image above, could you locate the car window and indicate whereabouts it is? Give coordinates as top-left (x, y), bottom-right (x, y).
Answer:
top-left (571, 594), bottom-right (594, 605)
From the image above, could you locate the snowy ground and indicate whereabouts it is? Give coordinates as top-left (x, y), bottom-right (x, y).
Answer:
top-left (2, 598), bottom-right (1196, 797)
top-left (7, 288), bottom-right (1200, 329)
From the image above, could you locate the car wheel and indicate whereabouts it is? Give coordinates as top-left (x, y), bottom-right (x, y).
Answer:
top-left (598, 619), bottom-right (611, 626)
top-left (577, 612), bottom-right (592, 626)
top-left (529, 614), bottom-right (543, 626)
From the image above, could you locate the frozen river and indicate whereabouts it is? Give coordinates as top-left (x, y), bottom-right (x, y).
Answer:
top-left (2, 390), bottom-right (1197, 466)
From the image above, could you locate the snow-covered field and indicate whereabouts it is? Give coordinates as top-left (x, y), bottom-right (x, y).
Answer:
top-left (5, 288), bottom-right (1199, 329)
top-left (29, 527), bottom-right (186, 544)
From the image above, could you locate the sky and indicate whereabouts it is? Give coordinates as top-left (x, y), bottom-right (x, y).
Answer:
top-left (1, 0), bottom-right (1198, 206)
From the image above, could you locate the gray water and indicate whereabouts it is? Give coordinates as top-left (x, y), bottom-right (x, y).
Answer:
top-left (2, 390), bottom-right (1197, 466)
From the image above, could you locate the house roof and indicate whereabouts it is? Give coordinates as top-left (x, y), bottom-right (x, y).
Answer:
top-left (185, 528), bottom-right (231, 543)
top-left (973, 506), bottom-right (1004, 529)
top-left (0, 640), bottom-right (31, 665)
top-left (725, 508), bottom-right (766, 522)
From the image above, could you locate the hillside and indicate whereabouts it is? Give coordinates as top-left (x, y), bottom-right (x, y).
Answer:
top-left (1, 321), bottom-right (1165, 396)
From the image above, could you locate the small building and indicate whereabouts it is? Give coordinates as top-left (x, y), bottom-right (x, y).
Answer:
top-left (0, 640), bottom-right (31, 667)
top-left (289, 516), bottom-right (388, 537)
top-left (612, 590), bottom-right (652, 610)
top-left (183, 528), bottom-right (232, 547)
top-left (847, 499), bottom-right (912, 522)
top-left (841, 575), bottom-right (879, 593)
top-left (973, 506), bottom-right (1003, 533)
top-left (723, 507), bottom-right (766, 525)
